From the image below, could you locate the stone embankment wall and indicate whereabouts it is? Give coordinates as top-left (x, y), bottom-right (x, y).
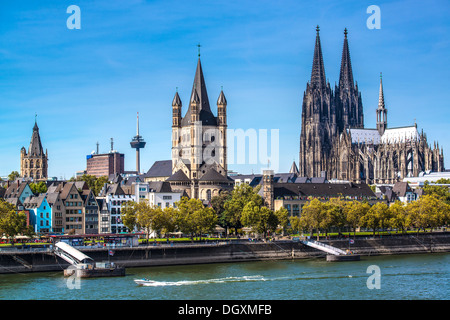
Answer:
top-left (0, 233), bottom-right (449, 274)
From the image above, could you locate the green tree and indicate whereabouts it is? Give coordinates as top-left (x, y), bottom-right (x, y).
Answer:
top-left (242, 201), bottom-right (278, 239)
top-left (422, 179), bottom-right (450, 204)
top-left (30, 181), bottom-right (48, 194)
top-left (406, 195), bottom-right (450, 233)
top-left (8, 171), bottom-right (20, 181)
top-left (389, 201), bottom-right (411, 233)
top-left (0, 200), bottom-right (27, 245)
top-left (158, 207), bottom-right (178, 239)
top-left (175, 197), bottom-right (216, 241)
top-left (345, 200), bottom-right (370, 238)
top-left (299, 198), bottom-right (325, 240)
top-left (274, 207), bottom-right (289, 235)
top-left (289, 216), bottom-right (302, 235)
top-left (210, 191), bottom-right (231, 235)
top-left (121, 201), bottom-right (138, 233)
top-left (223, 184), bottom-right (263, 235)
top-left (360, 202), bottom-right (390, 236)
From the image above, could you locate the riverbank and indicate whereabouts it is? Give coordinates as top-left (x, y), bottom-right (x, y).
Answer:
top-left (0, 232), bottom-right (449, 274)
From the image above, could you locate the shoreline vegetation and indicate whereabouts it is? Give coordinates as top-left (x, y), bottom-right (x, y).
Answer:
top-left (1, 182), bottom-right (449, 247)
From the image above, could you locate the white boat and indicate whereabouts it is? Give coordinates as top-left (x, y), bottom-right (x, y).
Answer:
top-left (134, 278), bottom-right (156, 286)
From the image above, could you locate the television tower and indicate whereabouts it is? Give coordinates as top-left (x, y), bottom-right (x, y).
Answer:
top-left (130, 112), bottom-right (146, 174)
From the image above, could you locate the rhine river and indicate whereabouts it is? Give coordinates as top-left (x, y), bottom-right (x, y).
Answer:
top-left (0, 253), bottom-right (448, 300)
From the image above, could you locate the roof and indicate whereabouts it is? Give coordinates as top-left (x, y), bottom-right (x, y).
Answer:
top-left (28, 121), bottom-right (45, 156)
top-left (348, 128), bottom-right (381, 144)
top-left (145, 160), bottom-right (172, 178)
top-left (148, 181), bottom-right (173, 193)
top-left (392, 182), bottom-right (413, 197)
top-left (180, 58), bottom-right (217, 127)
top-left (273, 182), bottom-right (376, 199)
top-left (381, 126), bottom-right (420, 144)
top-left (199, 168), bottom-right (230, 182)
top-left (166, 170), bottom-right (191, 182)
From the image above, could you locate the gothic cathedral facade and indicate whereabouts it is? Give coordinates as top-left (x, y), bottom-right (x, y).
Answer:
top-left (299, 27), bottom-right (444, 184)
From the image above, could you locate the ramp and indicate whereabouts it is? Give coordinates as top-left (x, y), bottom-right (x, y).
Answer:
top-left (301, 239), bottom-right (347, 256)
top-left (53, 241), bottom-right (94, 266)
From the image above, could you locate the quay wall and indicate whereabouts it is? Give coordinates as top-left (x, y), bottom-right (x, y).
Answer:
top-left (0, 233), bottom-right (449, 274)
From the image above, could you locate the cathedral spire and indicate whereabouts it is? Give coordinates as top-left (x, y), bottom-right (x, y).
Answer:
top-left (376, 73), bottom-right (387, 135)
top-left (338, 28), bottom-right (354, 90)
top-left (310, 25), bottom-right (327, 89)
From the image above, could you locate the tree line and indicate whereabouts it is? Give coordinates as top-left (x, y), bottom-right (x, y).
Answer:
top-left (290, 195), bottom-right (450, 240)
top-left (121, 183), bottom-right (450, 241)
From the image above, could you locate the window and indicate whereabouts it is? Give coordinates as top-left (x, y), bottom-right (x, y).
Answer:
top-left (163, 196), bottom-right (172, 200)
top-left (166, 202), bottom-right (170, 208)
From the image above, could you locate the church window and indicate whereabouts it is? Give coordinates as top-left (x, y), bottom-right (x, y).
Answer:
top-left (211, 136), bottom-right (215, 142)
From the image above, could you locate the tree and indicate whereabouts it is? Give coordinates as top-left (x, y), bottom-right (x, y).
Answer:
top-left (121, 201), bottom-right (138, 233)
top-left (345, 200), bottom-right (370, 238)
top-left (360, 202), bottom-right (390, 236)
top-left (30, 181), bottom-right (48, 194)
top-left (406, 195), bottom-right (449, 234)
top-left (158, 207), bottom-right (178, 239)
top-left (289, 216), bottom-right (301, 235)
top-left (210, 191), bottom-right (231, 236)
top-left (223, 184), bottom-right (263, 235)
top-left (389, 201), bottom-right (411, 233)
top-left (422, 179), bottom-right (450, 205)
top-left (8, 171), bottom-right (20, 181)
top-left (275, 207), bottom-right (289, 235)
top-left (299, 198), bottom-right (325, 240)
top-left (241, 201), bottom-right (278, 239)
top-left (175, 197), bottom-right (217, 241)
top-left (0, 200), bottom-right (27, 245)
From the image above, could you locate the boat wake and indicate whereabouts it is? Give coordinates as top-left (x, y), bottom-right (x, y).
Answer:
top-left (134, 275), bottom-right (266, 287)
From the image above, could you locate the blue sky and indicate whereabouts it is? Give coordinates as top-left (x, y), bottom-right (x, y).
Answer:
top-left (0, 0), bottom-right (449, 178)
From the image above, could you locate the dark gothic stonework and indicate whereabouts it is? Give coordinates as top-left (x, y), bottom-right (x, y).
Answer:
top-left (299, 27), bottom-right (444, 184)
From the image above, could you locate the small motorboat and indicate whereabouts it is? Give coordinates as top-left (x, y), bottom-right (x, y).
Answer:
top-left (134, 278), bottom-right (156, 286)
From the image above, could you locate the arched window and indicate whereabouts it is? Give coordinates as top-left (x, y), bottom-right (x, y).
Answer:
top-left (207, 189), bottom-right (212, 202)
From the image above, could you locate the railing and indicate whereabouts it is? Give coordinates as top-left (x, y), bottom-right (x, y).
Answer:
top-left (301, 239), bottom-right (347, 256)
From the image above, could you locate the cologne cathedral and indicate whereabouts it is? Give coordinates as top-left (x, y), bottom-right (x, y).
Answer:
top-left (299, 27), bottom-right (444, 184)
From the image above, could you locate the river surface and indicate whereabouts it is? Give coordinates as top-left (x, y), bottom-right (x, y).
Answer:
top-left (0, 253), bottom-right (448, 300)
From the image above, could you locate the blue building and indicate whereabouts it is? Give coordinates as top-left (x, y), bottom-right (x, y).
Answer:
top-left (23, 194), bottom-right (52, 234)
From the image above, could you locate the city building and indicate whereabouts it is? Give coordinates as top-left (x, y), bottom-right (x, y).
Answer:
top-left (20, 119), bottom-right (48, 181)
top-left (23, 194), bottom-right (51, 233)
top-left (299, 27), bottom-right (444, 184)
top-left (169, 53), bottom-right (233, 200)
top-left (86, 150), bottom-right (125, 178)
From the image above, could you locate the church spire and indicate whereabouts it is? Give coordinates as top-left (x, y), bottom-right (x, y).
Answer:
top-left (376, 73), bottom-right (387, 135)
top-left (181, 54), bottom-right (217, 126)
top-left (29, 118), bottom-right (44, 156)
top-left (338, 28), bottom-right (354, 90)
top-left (310, 25), bottom-right (327, 90)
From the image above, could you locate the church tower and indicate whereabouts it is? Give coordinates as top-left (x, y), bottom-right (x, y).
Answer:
top-left (335, 28), bottom-right (364, 131)
top-left (170, 49), bottom-right (231, 200)
top-left (20, 118), bottom-right (48, 181)
top-left (299, 26), bottom-right (337, 178)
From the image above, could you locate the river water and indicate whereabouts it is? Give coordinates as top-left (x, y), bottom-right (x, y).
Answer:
top-left (0, 253), bottom-right (448, 300)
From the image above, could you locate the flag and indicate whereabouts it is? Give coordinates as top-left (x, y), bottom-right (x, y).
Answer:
top-left (109, 250), bottom-right (114, 256)
top-left (349, 239), bottom-right (354, 245)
